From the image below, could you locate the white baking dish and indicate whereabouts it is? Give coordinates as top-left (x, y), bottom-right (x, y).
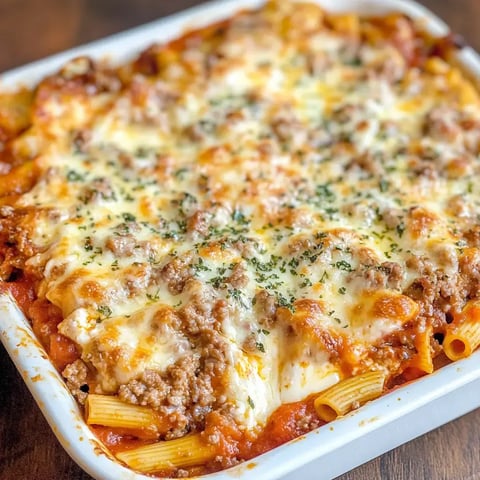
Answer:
top-left (1, 1), bottom-right (480, 479)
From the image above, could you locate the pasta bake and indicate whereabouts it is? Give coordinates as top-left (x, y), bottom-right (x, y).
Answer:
top-left (0, 0), bottom-right (479, 476)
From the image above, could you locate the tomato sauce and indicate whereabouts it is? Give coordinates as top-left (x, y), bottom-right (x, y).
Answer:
top-left (90, 426), bottom-right (153, 454)
top-left (197, 396), bottom-right (325, 473)
top-left (249, 396), bottom-right (325, 457)
top-left (49, 333), bottom-right (80, 371)
top-left (0, 275), bottom-right (35, 314)
top-left (1, 278), bottom-right (81, 370)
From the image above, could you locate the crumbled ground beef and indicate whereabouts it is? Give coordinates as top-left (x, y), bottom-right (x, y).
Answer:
top-left (62, 359), bottom-right (89, 404)
top-left (160, 252), bottom-right (194, 295)
top-left (403, 252), bottom-right (480, 331)
top-left (226, 262), bottom-right (248, 288)
top-left (118, 280), bottom-right (230, 438)
top-left (253, 289), bottom-right (277, 327)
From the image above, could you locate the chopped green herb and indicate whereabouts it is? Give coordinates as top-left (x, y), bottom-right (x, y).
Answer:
top-left (396, 222), bottom-right (406, 238)
top-left (379, 179), bottom-right (390, 193)
top-left (333, 260), bottom-right (353, 272)
top-left (67, 170), bottom-right (85, 182)
top-left (232, 209), bottom-right (250, 225)
top-left (122, 212), bottom-right (136, 222)
top-left (83, 237), bottom-right (93, 251)
top-left (97, 305), bottom-right (112, 318)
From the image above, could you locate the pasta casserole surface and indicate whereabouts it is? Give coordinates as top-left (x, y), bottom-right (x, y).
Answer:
top-left (0, 1), bottom-right (480, 476)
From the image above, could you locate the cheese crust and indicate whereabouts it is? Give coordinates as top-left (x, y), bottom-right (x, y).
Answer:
top-left (1, 0), bottom-right (480, 475)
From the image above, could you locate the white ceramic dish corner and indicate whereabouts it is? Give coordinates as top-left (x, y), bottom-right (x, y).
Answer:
top-left (1, 1), bottom-right (480, 480)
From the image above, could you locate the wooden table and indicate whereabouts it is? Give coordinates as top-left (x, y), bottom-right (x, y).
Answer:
top-left (0, 1), bottom-right (479, 479)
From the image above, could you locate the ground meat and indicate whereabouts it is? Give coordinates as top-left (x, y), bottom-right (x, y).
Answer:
top-left (118, 151), bottom-right (135, 169)
top-left (123, 263), bottom-right (154, 296)
top-left (226, 262), bottom-right (248, 288)
top-left (446, 194), bottom-right (474, 218)
top-left (403, 271), bottom-right (465, 330)
top-left (154, 154), bottom-right (175, 180)
top-left (0, 205), bottom-right (14, 217)
top-left (408, 156), bottom-right (438, 180)
top-left (361, 46), bottom-right (406, 84)
top-left (105, 234), bottom-right (137, 256)
top-left (331, 103), bottom-right (358, 124)
top-left (242, 333), bottom-right (261, 354)
top-left (160, 253), bottom-right (194, 295)
top-left (183, 123), bottom-right (204, 142)
top-left (346, 152), bottom-right (384, 176)
top-left (380, 261), bottom-right (404, 289)
top-left (72, 129), bottom-right (92, 153)
top-left (295, 410), bottom-right (323, 432)
top-left (119, 369), bottom-right (169, 408)
top-left (349, 261), bottom-right (404, 290)
top-left (121, 356), bottom-right (218, 434)
top-left (286, 235), bottom-right (314, 255)
top-left (118, 357), bottom-right (201, 439)
top-left (253, 289), bottom-right (277, 327)
top-left (459, 249), bottom-right (480, 299)
top-left (270, 115), bottom-right (307, 148)
top-left (80, 178), bottom-right (115, 204)
top-left (402, 252), bottom-right (478, 331)
top-left (186, 210), bottom-right (210, 236)
top-left (118, 282), bottom-right (230, 438)
top-left (112, 221), bottom-right (142, 236)
top-left (463, 122), bottom-right (480, 154)
top-left (423, 105), bottom-right (462, 142)
top-left (128, 75), bottom-right (179, 126)
top-left (231, 237), bottom-right (260, 259)
top-left (356, 246), bottom-right (379, 266)
top-left (62, 359), bottom-right (89, 405)
top-left (432, 244), bottom-right (458, 271)
top-left (463, 226), bottom-right (480, 247)
top-left (308, 127), bottom-right (332, 149)
top-left (405, 254), bottom-right (434, 275)
top-left (56, 56), bottom-right (121, 93)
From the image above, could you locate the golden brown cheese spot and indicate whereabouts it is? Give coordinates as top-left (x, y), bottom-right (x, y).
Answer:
top-left (288, 299), bottom-right (344, 357)
top-left (350, 290), bottom-right (419, 331)
top-left (0, 90), bottom-right (33, 142)
top-left (407, 207), bottom-right (438, 239)
top-left (47, 269), bottom-right (103, 316)
top-left (371, 292), bottom-right (419, 322)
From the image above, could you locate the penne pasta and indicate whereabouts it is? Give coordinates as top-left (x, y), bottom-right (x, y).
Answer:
top-left (86, 394), bottom-right (160, 432)
top-left (444, 320), bottom-right (480, 361)
top-left (403, 327), bottom-right (434, 380)
top-left (314, 371), bottom-right (386, 422)
top-left (116, 434), bottom-right (215, 473)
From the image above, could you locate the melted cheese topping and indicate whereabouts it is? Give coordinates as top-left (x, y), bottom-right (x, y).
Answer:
top-left (4, 2), bottom-right (480, 431)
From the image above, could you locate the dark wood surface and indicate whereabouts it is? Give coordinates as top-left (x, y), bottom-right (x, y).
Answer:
top-left (0, 1), bottom-right (479, 479)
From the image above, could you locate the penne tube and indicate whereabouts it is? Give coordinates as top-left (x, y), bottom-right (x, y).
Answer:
top-left (403, 327), bottom-right (434, 380)
top-left (116, 433), bottom-right (216, 473)
top-left (86, 394), bottom-right (160, 431)
top-left (444, 320), bottom-right (480, 361)
top-left (314, 371), bottom-right (386, 422)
